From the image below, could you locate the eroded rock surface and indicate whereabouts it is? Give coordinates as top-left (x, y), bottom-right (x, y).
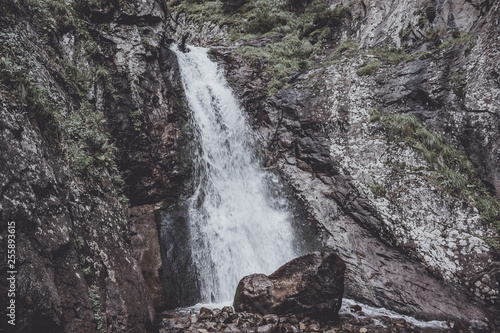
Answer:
top-left (234, 252), bottom-right (345, 321)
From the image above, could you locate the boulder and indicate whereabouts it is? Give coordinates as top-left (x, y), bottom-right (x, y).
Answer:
top-left (233, 252), bottom-right (345, 321)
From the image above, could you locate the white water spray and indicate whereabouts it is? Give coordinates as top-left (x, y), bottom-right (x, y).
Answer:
top-left (172, 44), bottom-right (298, 303)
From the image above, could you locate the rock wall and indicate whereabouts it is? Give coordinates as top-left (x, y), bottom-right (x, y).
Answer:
top-left (344, 0), bottom-right (500, 196)
top-left (0, 0), bottom-right (188, 331)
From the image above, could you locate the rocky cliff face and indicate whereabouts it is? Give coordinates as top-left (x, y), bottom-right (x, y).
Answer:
top-left (168, 0), bottom-right (500, 330)
top-left (0, 0), bottom-right (187, 331)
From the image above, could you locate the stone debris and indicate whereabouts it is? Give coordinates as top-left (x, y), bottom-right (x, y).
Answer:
top-left (158, 306), bottom-right (455, 333)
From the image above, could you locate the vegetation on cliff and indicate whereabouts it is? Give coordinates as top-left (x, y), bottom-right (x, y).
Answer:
top-left (0, 0), bottom-right (127, 201)
top-left (383, 114), bottom-right (500, 235)
top-left (168, 0), bottom-right (350, 94)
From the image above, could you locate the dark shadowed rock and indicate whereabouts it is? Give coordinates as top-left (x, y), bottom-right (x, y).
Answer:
top-left (221, 0), bottom-right (246, 12)
top-left (234, 252), bottom-right (345, 321)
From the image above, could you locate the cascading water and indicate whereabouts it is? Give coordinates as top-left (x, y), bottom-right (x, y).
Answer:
top-left (171, 44), bottom-right (299, 303)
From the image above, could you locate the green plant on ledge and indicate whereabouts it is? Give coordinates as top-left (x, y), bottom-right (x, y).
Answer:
top-left (368, 46), bottom-right (411, 65)
top-left (369, 182), bottom-right (387, 199)
top-left (332, 39), bottom-right (359, 59)
top-left (357, 58), bottom-right (381, 76)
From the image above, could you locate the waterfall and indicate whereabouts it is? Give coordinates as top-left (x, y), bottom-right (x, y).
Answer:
top-left (172, 44), bottom-right (298, 303)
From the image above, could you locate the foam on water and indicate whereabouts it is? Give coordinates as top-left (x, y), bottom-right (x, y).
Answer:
top-left (341, 299), bottom-right (450, 329)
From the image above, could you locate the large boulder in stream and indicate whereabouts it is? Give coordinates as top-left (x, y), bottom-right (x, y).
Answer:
top-left (233, 252), bottom-right (345, 320)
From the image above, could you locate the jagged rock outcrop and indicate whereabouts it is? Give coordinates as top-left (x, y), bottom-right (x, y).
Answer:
top-left (234, 252), bottom-right (346, 321)
top-left (215, 48), bottom-right (497, 329)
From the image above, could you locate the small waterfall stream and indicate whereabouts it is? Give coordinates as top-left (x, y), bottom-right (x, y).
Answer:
top-left (171, 44), bottom-right (299, 303)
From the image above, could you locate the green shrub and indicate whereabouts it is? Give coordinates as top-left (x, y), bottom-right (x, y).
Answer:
top-left (64, 102), bottom-right (119, 181)
top-left (369, 46), bottom-right (411, 64)
top-left (332, 39), bottom-right (359, 58)
top-left (357, 58), bottom-right (380, 76)
top-left (369, 108), bottom-right (381, 122)
top-left (450, 69), bottom-right (466, 97)
top-left (439, 33), bottom-right (472, 51)
top-left (237, 34), bottom-right (316, 94)
top-left (170, 0), bottom-right (351, 94)
top-left (245, 6), bottom-right (290, 34)
top-left (89, 285), bottom-right (105, 333)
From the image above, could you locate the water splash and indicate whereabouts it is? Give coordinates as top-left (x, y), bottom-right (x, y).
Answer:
top-left (172, 44), bottom-right (298, 303)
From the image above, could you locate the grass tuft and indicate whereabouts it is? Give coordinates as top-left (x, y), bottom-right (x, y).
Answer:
top-left (356, 58), bottom-right (380, 76)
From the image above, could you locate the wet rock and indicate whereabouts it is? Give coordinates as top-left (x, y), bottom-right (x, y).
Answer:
top-left (223, 306), bottom-right (235, 314)
top-left (158, 305), bottom-right (457, 333)
top-left (349, 305), bottom-right (362, 313)
top-left (306, 323), bottom-right (321, 332)
top-left (256, 324), bottom-right (279, 333)
top-left (263, 314), bottom-right (279, 324)
top-left (279, 323), bottom-right (299, 333)
top-left (200, 307), bottom-right (213, 316)
top-left (129, 204), bottom-right (165, 308)
top-left (234, 252), bottom-right (345, 321)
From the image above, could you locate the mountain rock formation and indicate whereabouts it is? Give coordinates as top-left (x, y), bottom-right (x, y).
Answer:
top-left (1, 0), bottom-right (499, 332)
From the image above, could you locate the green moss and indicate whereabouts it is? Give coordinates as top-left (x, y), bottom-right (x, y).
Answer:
top-left (0, 50), bottom-right (63, 138)
top-left (236, 33), bottom-right (317, 95)
top-left (64, 101), bottom-right (120, 182)
top-left (332, 39), bottom-right (359, 58)
top-left (1, 1), bottom-right (129, 206)
top-left (129, 108), bottom-right (143, 129)
top-left (382, 114), bottom-right (500, 231)
top-left (368, 46), bottom-right (411, 65)
top-left (89, 285), bottom-right (105, 333)
top-left (75, 236), bottom-right (85, 250)
top-left (369, 108), bottom-right (381, 122)
top-left (424, 27), bottom-right (446, 46)
top-left (439, 33), bottom-right (472, 50)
